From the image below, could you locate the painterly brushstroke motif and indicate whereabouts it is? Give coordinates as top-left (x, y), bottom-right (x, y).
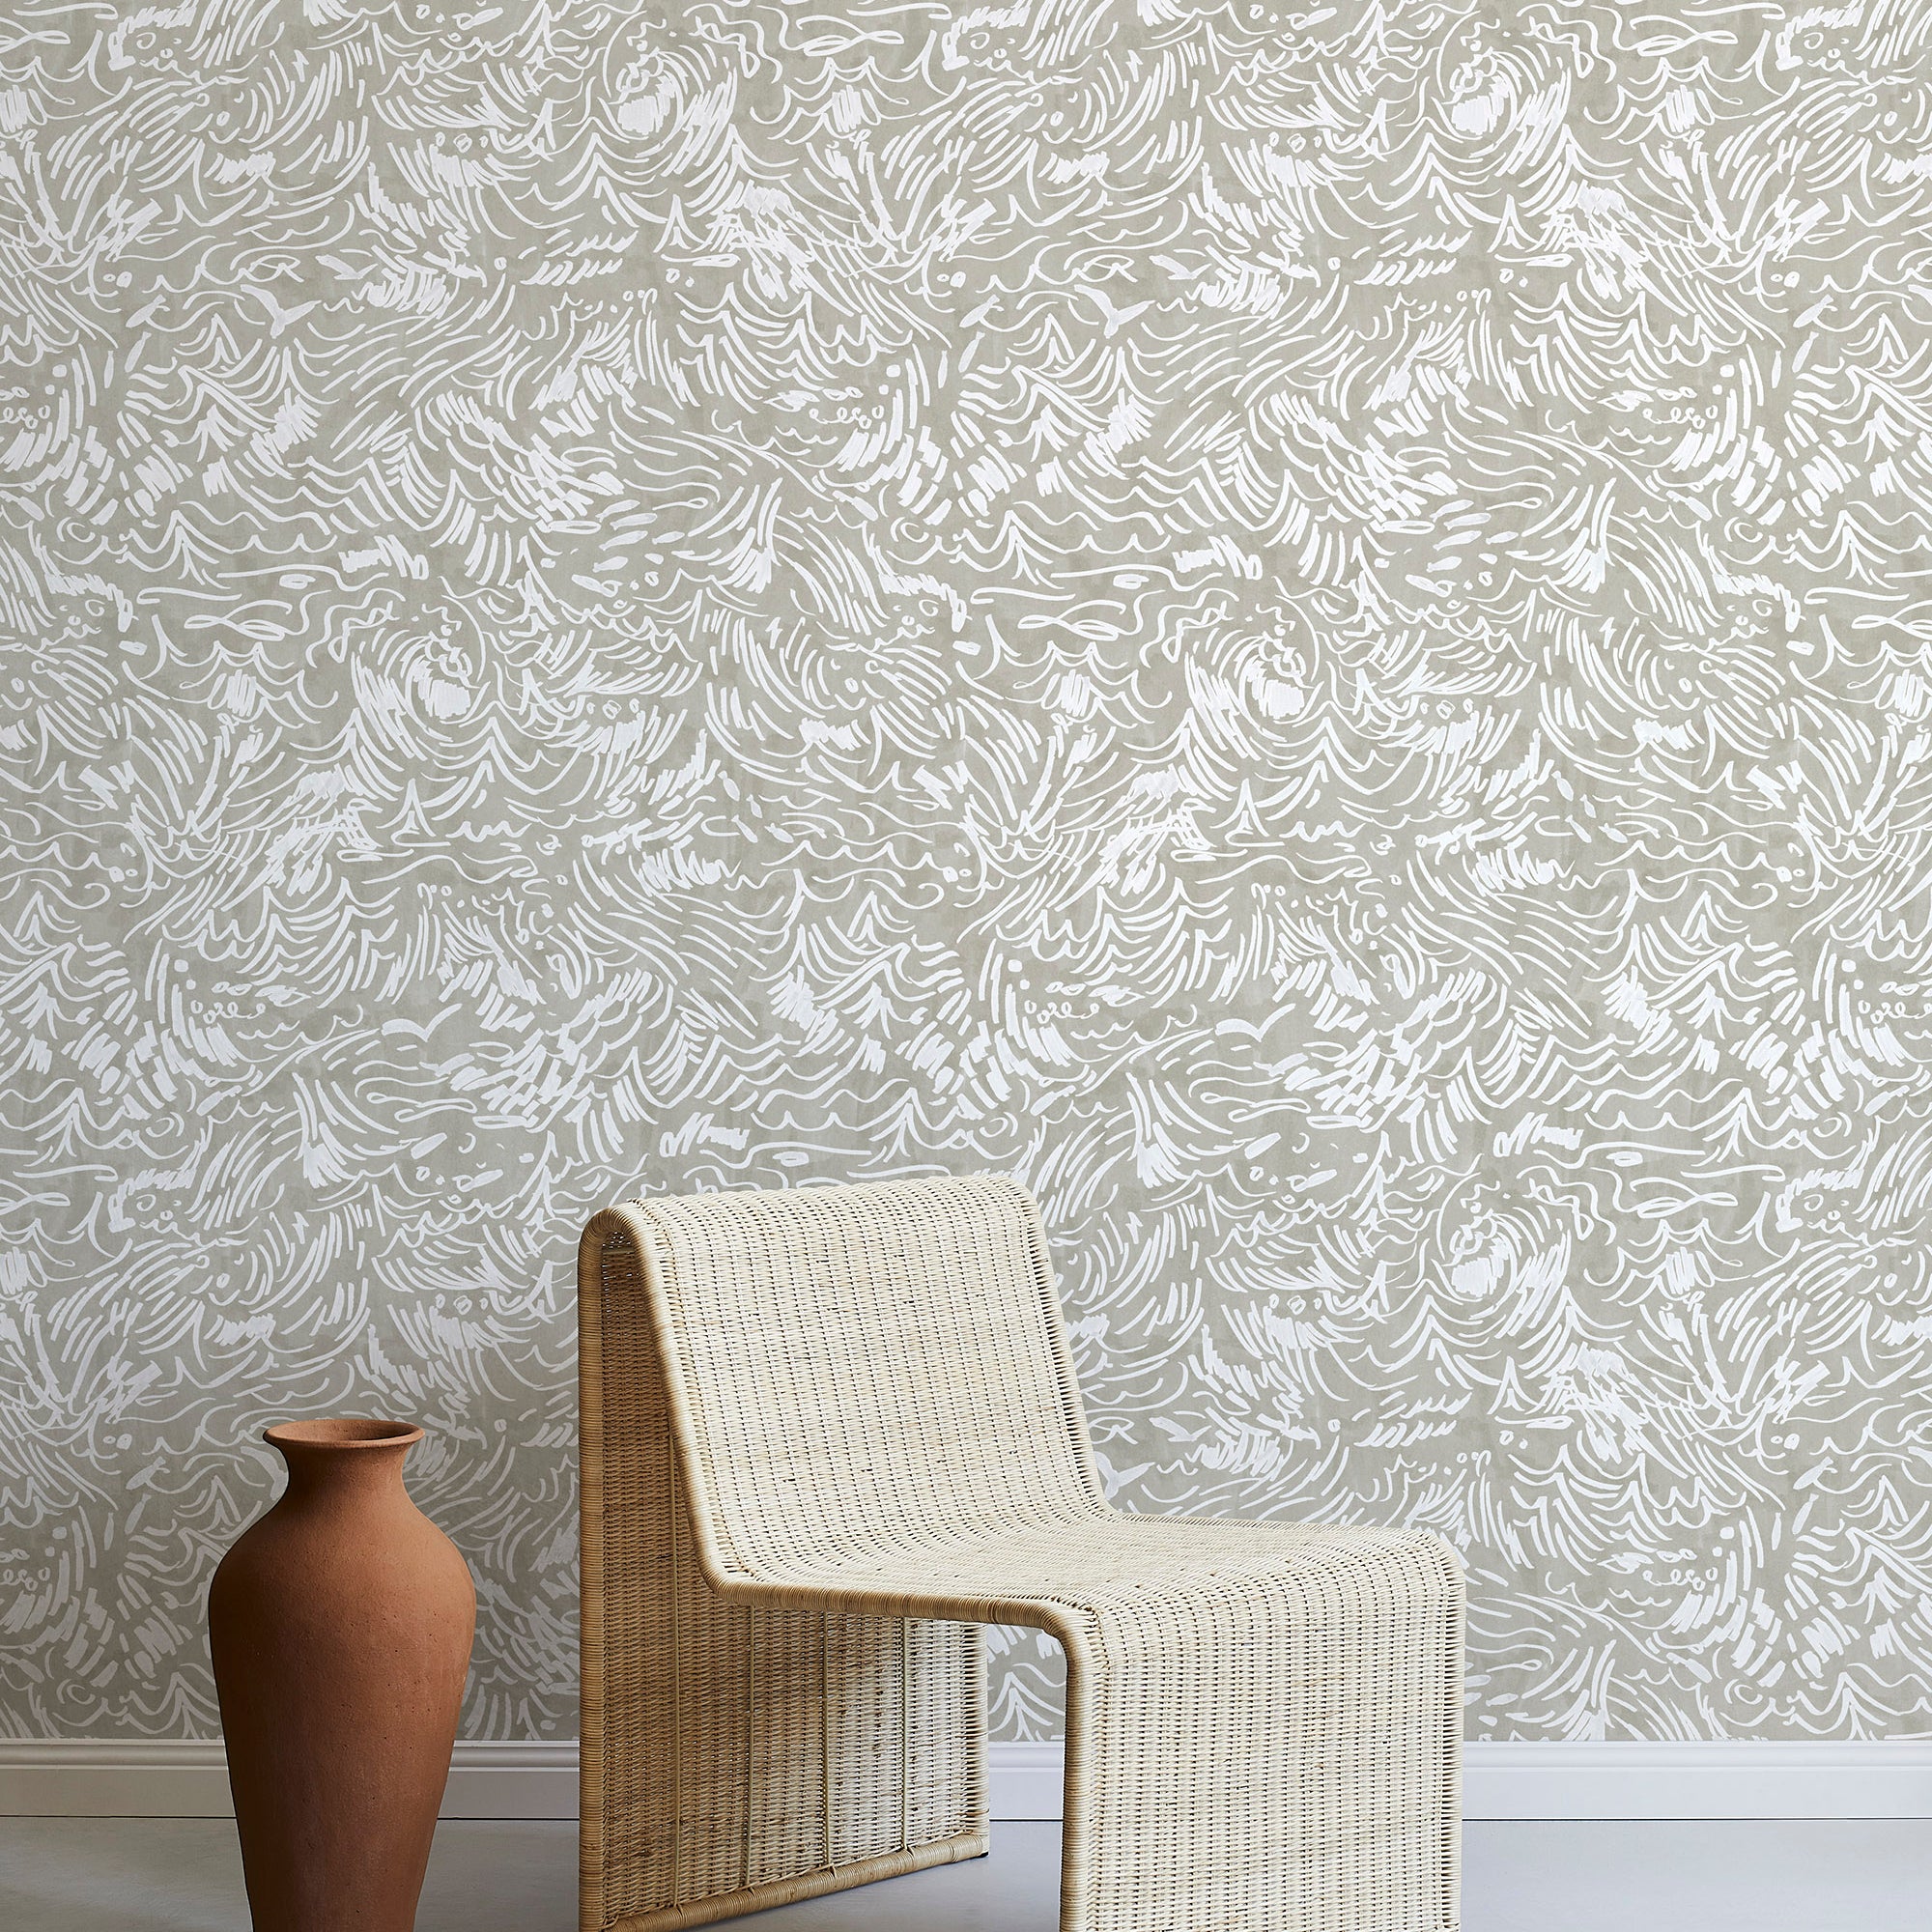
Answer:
top-left (4, 0), bottom-right (1932, 1744)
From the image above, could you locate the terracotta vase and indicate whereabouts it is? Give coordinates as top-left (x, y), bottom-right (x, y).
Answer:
top-left (209, 1419), bottom-right (476, 1932)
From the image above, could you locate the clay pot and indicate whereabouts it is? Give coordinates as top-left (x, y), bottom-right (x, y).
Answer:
top-left (209, 1420), bottom-right (476, 1932)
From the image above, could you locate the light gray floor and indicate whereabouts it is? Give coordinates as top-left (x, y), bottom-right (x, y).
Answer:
top-left (4, 1817), bottom-right (1931, 1929)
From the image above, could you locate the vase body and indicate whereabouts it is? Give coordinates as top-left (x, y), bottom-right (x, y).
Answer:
top-left (209, 1419), bottom-right (476, 1932)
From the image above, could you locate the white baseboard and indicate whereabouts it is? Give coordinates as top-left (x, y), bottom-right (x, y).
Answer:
top-left (0, 1740), bottom-right (576, 1821)
top-left (5, 1737), bottom-right (1931, 1822)
top-left (992, 1741), bottom-right (1932, 1822)
top-left (988, 1742), bottom-right (1065, 1818)
top-left (1462, 1740), bottom-right (1932, 1821)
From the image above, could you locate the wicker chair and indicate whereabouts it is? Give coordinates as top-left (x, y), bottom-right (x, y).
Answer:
top-left (579, 1175), bottom-right (1463, 1932)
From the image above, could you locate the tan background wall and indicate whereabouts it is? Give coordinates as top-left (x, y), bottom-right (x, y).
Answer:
top-left (4, 0), bottom-right (1931, 1745)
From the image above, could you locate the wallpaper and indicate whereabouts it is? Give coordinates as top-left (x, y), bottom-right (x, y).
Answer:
top-left (4, 0), bottom-right (1932, 1747)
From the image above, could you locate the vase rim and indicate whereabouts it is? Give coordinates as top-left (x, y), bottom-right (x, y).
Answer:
top-left (265, 1418), bottom-right (425, 1451)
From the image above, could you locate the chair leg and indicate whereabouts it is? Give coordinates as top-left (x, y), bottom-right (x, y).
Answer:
top-left (582, 1224), bottom-right (989, 1932)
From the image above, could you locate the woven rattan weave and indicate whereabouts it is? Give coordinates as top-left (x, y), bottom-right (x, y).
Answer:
top-left (580, 1175), bottom-right (1463, 1932)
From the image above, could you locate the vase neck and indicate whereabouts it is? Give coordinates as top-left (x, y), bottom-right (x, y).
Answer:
top-left (265, 1420), bottom-right (424, 1508)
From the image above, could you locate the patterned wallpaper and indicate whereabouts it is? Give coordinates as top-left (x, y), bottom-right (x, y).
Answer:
top-left (5, 0), bottom-right (1932, 1747)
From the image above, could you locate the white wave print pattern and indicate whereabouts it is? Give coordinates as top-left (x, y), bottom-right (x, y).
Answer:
top-left (4, 0), bottom-right (1932, 1747)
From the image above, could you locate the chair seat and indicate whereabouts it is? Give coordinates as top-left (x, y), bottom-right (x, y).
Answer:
top-left (737, 1508), bottom-right (1459, 1639)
